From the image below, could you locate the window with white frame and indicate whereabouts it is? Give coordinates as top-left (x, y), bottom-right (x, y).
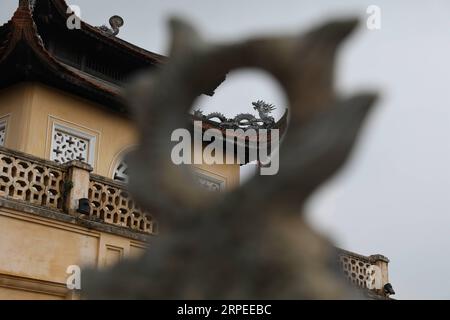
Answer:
top-left (50, 123), bottom-right (96, 166)
top-left (0, 120), bottom-right (7, 146)
top-left (113, 159), bottom-right (129, 183)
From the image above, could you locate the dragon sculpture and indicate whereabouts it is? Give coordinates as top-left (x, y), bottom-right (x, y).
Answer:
top-left (194, 100), bottom-right (277, 129)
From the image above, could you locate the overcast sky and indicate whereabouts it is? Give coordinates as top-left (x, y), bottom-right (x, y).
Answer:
top-left (2, 0), bottom-right (450, 299)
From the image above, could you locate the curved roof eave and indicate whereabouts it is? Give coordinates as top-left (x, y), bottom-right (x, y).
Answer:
top-left (0, 1), bottom-right (126, 110)
top-left (49, 0), bottom-right (168, 65)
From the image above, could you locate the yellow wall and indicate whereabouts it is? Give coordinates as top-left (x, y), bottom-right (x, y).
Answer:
top-left (0, 83), bottom-right (240, 186)
top-left (0, 207), bottom-right (146, 300)
top-left (32, 84), bottom-right (139, 177)
top-left (0, 83), bottom-right (34, 151)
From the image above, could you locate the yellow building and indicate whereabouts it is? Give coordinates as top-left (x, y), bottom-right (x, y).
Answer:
top-left (0, 0), bottom-right (393, 299)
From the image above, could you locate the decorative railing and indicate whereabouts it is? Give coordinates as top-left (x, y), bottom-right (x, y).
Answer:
top-left (338, 250), bottom-right (373, 289)
top-left (89, 175), bottom-right (155, 235)
top-left (0, 147), bottom-right (154, 236)
top-left (337, 249), bottom-right (389, 296)
top-left (0, 148), bottom-right (66, 210)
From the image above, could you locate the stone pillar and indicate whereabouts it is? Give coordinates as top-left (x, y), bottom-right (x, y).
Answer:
top-left (64, 160), bottom-right (93, 216)
top-left (369, 254), bottom-right (390, 296)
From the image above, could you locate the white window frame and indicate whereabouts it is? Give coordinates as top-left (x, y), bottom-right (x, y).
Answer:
top-left (0, 118), bottom-right (8, 147)
top-left (50, 123), bottom-right (97, 166)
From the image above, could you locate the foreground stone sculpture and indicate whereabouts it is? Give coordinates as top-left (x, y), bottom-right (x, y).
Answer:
top-left (84, 17), bottom-right (377, 299)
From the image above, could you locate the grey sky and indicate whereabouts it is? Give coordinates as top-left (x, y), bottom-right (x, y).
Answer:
top-left (2, 0), bottom-right (450, 299)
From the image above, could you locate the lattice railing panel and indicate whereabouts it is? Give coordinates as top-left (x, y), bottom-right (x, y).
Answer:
top-left (338, 251), bottom-right (373, 289)
top-left (0, 151), bottom-right (65, 210)
top-left (89, 177), bottom-right (155, 234)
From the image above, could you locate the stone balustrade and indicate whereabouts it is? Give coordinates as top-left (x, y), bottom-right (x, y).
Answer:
top-left (0, 148), bottom-right (66, 210)
top-left (337, 248), bottom-right (390, 297)
top-left (0, 147), bottom-right (155, 235)
top-left (88, 174), bottom-right (155, 234)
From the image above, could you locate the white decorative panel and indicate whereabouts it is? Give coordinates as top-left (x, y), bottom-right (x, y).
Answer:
top-left (51, 124), bottom-right (95, 165)
top-left (0, 121), bottom-right (6, 146)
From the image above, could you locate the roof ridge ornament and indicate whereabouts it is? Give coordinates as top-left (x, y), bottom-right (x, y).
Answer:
top-left (193, 100), bottom-right (278, 129)
top-left (97, 15), bottom-right (124, 37)
top-left (18, 0), bottom-right (29, 8)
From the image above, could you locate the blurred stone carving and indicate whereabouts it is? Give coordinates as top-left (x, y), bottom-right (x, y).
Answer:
top-left (84, 17), bottom-right (377, 299)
